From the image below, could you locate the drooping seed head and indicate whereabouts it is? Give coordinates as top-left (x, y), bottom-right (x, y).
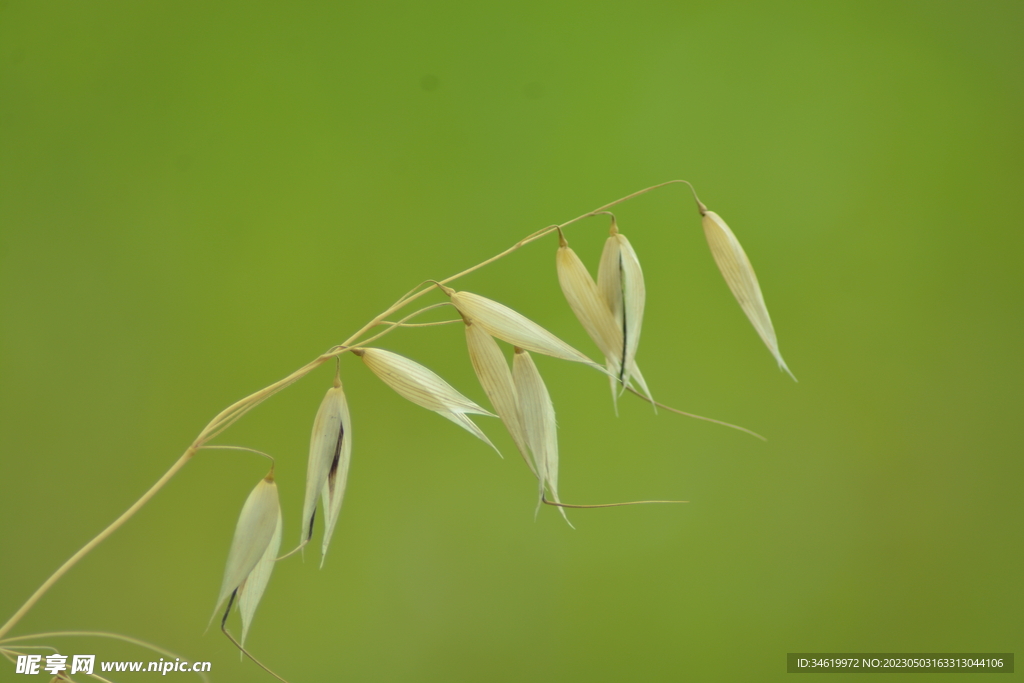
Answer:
top-left (512, 348), bottom-right (571, 527)
top-left (303, 376), bottom-right (352, 557)
top-left (445, 289), bottom-right (603, 371)
top-left (701, 210), bottom-right (795, 380)
top-left (238, 504), bottom-right (282, 646)
top-left (356, 347), bottom-right (500, 454)
top-left (213, 472), bottom-right (281, 625)
top-left (594, 219), bottom-right (653, 402)
top-left (556, 234), bottom-right (623, 364)
top-left (556, 231), bottom-right (653, 410)
top-left (464, 322), bottom-right (533, 474)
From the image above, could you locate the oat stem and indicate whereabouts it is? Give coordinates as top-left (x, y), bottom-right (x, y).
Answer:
top-left (0, 179), bottom-right (711, 644)
top-left (380, 319), bottom-right (463, 328)
top-left (352, 302), bottom-right (454, 346)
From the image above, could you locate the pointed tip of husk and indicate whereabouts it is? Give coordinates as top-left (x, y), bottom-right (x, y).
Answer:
top-left (556, 503), bottom-right (574, 529)
top-left (779, 358), bottom-right (797, 382)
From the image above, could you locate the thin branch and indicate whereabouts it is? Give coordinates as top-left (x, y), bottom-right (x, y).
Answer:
top-left (220, 622), bottom-right (289, 683)
top-left (379, 319), bottom-right (462, 328)
top-left (199, 445), bottom-right (277, 463)
top-left (623, 386), bottom-right (767, 441)
top-left (542, 494), bottom-right (688, 509)
top-left (349, 302), bottom-right (454, 348)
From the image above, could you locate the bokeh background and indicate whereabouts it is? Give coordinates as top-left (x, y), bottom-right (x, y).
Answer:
top-left (1, 2), bottom-right (1021, 681)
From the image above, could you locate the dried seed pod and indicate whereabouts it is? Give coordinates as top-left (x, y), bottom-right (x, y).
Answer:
top-left (556, 230), bottom-right (651, 409)
top-left (238, 505), bottom-right (282, 646)
top-left (441, 286), bottom-right (603, 371)
top-left (595, 219), bottom-right (653, 400)
top-left (701, 209), bottom-right (795, 380)
top-left (556, 232), bottom-right (622, 364)
top-left (512, 348), bottom-right (571, 526)
top-left (302, 374), bottom-right (352, 558)
top-left (213, 472), bottom-right (281, 626)
top-left (355, 347), bottom-right (499, 454)
top-left (317, 386), bottom-right (353, 564)
top-left (464, 322), bottom-right (533, 474)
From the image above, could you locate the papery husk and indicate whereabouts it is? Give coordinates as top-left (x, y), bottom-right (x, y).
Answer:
top-left (356, 347), bottom-right (499, 454)
top-left (302, 378), bottom-right (351, 550)
top-left (238, 506), bottom-right (282, 646)
top-left (445, 289), bottom-right (603, 372)
top-left (557, 239), bottom-right (623, 365)
top-left (318, 387), bottom-right (352, 564)
top-left (213, 473), bottom-right (281, 623)
top-left (465, 322), bottom-right (533, 475)
top-left (512, 348), bottom-right (571, 527)
top-left (597, 222), bottom-right (645, 380)
top-left (593, 222), bottom-right (654, 404)
top-left (701, 210), bottom-right (795, 380)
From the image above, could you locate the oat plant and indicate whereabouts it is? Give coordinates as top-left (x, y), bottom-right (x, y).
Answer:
top-left (0, 180), bottom-right (795, 681)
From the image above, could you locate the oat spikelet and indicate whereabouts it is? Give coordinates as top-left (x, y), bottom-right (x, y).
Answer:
top-left (701, 209), bottom-right (796, 380)
top-left (212, 472), bottom-right (281, 626)
top-left (512, 348), bottom-right (571, 527)
top-left (464, 322), bottom-right (533, 474)
top-left (238, 504), bottom-right (282, 646)
top-left (441, 287), bottom-right (603, 371)
top-left (302, 372), bottom-right (352, 559)
top-left (355, 347), bottom-right (500, 454)
top-left (595, 219), bottom-right (653, 402)
top-left (318, 390), bottom-right (353, 564)
top-left (556, 230), bottom-right (651, 412)
top-left (556, 232), bottom-right (622, 364)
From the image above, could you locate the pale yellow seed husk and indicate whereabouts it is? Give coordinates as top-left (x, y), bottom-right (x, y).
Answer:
top-left (360, 347), bottom-right (494, 416)
top-left (595, 228), bottom-right (647, 392)
top-left (512, 349), bottom-right (571, 526)
top-left (465, 323), bottom-right (533, 474)
top-left (238, 506), bottom-right (282, 646)
top-left (559, 241), bottom-right (630, 412)
top-left (213, 474), bottom-right (280, 621)
top-left (591, 226), bottom-right (653, 408)
top-left (359, 347), bottom-right (500, 454)
top-left (597, 234), bottom-right (623, 330)
top-left (319, 388), bottom-right (353, 564)
top-left (702, 210), bottom-right (795, 380)
top-left (557, 244), bottom-right (623, 365)
top-left (617, 232), bottom-right (646, 378)
top-left (302, 382), bottom-right (350, 546)
top-left (449, 290), bottom-right (602, 371)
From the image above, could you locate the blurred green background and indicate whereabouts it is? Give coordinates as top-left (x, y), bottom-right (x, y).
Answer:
top-left (1, 2), bottom-right (1021, 681)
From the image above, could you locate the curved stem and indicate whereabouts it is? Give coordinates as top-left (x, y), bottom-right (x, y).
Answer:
top-left (0, 447), bottom-right (197, 642)
top-left (0, 354), bottom-right (340, 642)
top-left (199, 445), bottom-right (277, 463)
top-left (379, 319), bottom-right (462, 328)
top-left (348, 302), bottom-right (453, 348)
top-left (221, 622), bottom-right (289, 683)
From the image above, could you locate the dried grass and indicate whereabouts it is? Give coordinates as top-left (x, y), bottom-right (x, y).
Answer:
top-left (0, 180), bottom-right (794, 682)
